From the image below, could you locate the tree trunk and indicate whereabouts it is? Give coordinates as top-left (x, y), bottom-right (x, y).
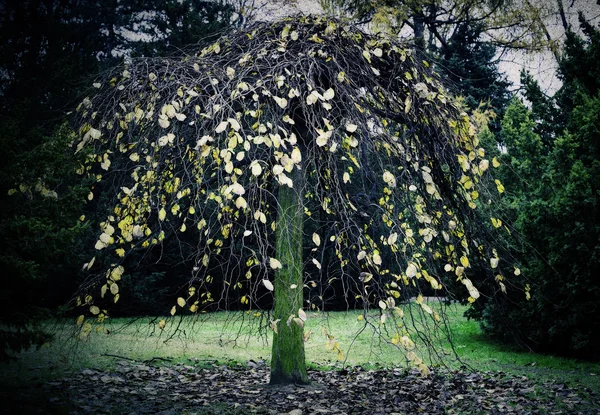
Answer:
top-left (269, 167), bottom-right (309, 385)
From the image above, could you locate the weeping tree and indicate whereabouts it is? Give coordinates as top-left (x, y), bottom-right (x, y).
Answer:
top-left (72, 15), bottom-right (519, 385)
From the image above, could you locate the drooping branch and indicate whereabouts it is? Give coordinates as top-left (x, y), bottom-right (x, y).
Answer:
top-left (72, 15), bottom-right (519, 373)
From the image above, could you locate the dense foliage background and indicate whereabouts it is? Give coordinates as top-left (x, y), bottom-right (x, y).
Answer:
top-left (469, 14), bottom-right (600, 358)
top-left (0, 0), bottom-right (235, 358)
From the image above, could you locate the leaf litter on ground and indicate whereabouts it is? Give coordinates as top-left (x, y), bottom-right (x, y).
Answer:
top-left (4, 359), bottom-right (600, 414)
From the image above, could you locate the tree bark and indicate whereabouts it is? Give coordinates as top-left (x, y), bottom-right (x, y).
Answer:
top-left (269, 166), bottom-right (309, 385)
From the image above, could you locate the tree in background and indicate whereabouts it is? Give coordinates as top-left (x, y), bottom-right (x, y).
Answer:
top-left (472, 14), bottom-right (600, 357)
top-left (320, 0), bottom-right (557, 52)
top-left (72, 15), bottom-right (519, 384)
top-left (0, 0), bottom-right (241, 359)
top-left (435, 22), bottom-right (511, 132)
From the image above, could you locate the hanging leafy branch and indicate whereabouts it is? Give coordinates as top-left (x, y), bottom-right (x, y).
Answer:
top-left (72, 15), bottom-right (520, 373)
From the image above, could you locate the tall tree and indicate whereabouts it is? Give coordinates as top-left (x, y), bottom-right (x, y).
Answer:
top-left (72, 15), bottom-right (519, 383)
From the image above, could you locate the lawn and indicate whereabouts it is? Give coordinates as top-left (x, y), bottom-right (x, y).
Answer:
top-left (3, 302), bottom-right (599, 394)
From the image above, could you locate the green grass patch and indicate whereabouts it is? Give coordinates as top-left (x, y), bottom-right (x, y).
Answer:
top-left (2, 303), bottom-right (599, 394)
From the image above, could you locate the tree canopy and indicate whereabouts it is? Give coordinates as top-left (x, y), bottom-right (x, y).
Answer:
top-left (73, 14), bottom-right (519, 381)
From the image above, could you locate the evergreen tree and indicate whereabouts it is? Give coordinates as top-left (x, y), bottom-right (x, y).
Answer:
top-left (473, 15), bottom-right (600, 357)
top-left (435, 22), bottom-right (511, 132)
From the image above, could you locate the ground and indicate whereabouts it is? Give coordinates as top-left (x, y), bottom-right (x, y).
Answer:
top-left (3, 359), bottom-right (599, 414)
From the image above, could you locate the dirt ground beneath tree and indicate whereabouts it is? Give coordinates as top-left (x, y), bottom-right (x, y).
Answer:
top-left (3, 360), bottom-right (599, 414)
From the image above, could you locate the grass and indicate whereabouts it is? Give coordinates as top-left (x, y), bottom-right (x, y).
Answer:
top-left (2, 302), bottom-right (599, 394)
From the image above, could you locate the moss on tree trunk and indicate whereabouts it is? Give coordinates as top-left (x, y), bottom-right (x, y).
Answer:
top-left (270, 167), bottom-right (309, 385)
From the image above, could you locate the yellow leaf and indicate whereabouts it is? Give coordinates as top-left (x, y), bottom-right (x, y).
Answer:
top-left (490, 257), bottom-right (499, 268)
top-left (387, 232), bottom-right (398, 245)
top-left (312, 233), bottom-right (321, 246)
top-left (86, 256), bottom-right (96, 270)
top-left (255, 210), bottom-right (267, 224)
top-left (250, 161), bottom-right (262, 176)
top-left (177, 297), bottom-right (186, 307)
top-left (462, 278), bottom-right (480, 300)
top-left (291, 147), bottom-right (302, 164)
top-left (228, 117), bottom-right (241, 131)
top-left (359, 272), bottom-right (372, 283)
top-left (235, 196), bottom-right (247, 209)
top-left (460, 256), bottom-right (470, 268)
top-left (495, 179), bottom-right (505, 193)
top-left (322, 88), bottom-right (335, 100)
top-left (270, 319), bottom-right (280, 333)
top-left (269, 257), bottom-right (282, 269)
top-left (315, 134), bottom-right (328, 147)
top-left (115, 248), bottom-right (125, 257)
top-left (110, 266), bottom-right (124, 281)
top-left (362, 49), bottom-right (371, 63)
top-left (226, 67), bottom-right (235, 79)
top-left (273, 96), bottom-right (288, 109)
top-left (262, 279), bottom-right (274, 291)
top-left (383, 171), bottom-right (396, 187)
top-left (228, 182), bottom-right (245, 196)
top-left (90, 305), bottom-right (100, 315)
top-left (76, 315), bottom-right (85, 326)
top-left (158, 319), bottom-right (166, 330)
top-left (420, 302), bottom-right (433, 314)
top-left (492, 157), bottom-right (500, 168)
top-left (110, 283), bottom-right (119, 295)
top-left (306, 91), bottom-right (319, 105)
top-left (215, 120), bottom-right (229, 133)
top-left (298, 309), bottom-right (307, 321)
top-left (312, 258), bottom-right (322, 269)
top-left (158, 117), bottom-right (170, 129)
top-left (170, 306), bottom-right (177, 316)
top-left (159, 208), bottom-right (167, 221)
